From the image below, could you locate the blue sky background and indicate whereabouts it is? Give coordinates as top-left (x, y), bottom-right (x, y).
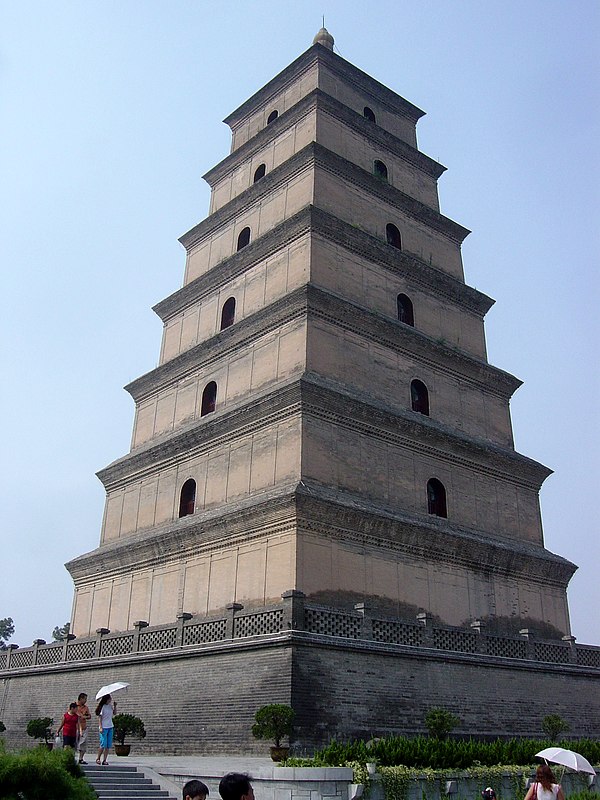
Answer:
top-left (1, 1), bottom-right (598, 647)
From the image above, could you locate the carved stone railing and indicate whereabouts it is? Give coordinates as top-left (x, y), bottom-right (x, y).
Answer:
top-left (0, 591), bottom-right (598, 672)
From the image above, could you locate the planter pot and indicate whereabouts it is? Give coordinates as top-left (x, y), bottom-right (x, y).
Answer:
top-left (366, 763), bottom-right (378, 776)
top-left (270, 745), bottom-right (290, 762)
top-left (114, 744), bottom-right (131, 756)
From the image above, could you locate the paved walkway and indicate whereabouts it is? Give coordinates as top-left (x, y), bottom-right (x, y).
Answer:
top-left (122, 755), bottom-right (277, 777)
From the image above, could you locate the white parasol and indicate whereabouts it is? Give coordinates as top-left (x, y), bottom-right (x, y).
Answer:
top-left (95, 681), bottom-right (130, 700)
top-left (535, 747), bottom-right (596, 775)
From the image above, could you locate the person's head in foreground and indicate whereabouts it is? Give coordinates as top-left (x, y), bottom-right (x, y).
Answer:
top-left (183, 779), bottom-right (209, 800)
top-left (219, 773), bottom-right (254, 800)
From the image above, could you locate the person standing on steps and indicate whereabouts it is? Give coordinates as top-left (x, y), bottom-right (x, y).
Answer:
top-left (95, 693), bottom-right (117, 765)
top-left (76, 692), bottom-right (91, 764)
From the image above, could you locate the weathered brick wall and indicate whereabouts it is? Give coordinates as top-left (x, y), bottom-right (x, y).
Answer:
top-left (1, 634), bottom-right (598, 754)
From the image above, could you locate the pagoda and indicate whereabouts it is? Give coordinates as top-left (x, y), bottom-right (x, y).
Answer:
top-left (67, 28), bottom-right (575, 649)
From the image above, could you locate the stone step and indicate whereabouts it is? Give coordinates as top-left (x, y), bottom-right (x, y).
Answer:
top-left (81, 764), bottom-right (177, 800)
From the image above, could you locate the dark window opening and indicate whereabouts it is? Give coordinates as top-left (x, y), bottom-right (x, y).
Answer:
top-left (220, 297), bottom-right (236, 330)
top-left (374, 159), bottom-right (388, 181)
top-left (201, 381), bottom-right (217, 417)
top-left (179, 479), bottom-right (196, 518)
top-left (386, 223), bottom-right (402, 249)
top-left (411, 379), bottom-right (429, 416)
top-left (237, 227), bottom-right (251, 251)
top-left (427, 478), bottom-right (447, 518)
top-left (363, 106), bottom-right (376, 123)
top-left (253, 164), bottom-right (266, 182)
top-left (397, 294), bottom-right (414, 327)
top-left (267, 110), bottom-right (278, 124)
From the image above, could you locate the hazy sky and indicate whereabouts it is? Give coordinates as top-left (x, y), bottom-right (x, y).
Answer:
top-left (1, 1), bottom-right (598, 648)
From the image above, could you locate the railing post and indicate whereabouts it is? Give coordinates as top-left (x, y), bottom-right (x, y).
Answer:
top-left (470, 619), bottom-right (487, 653)
top-left (95, 628), bottom-right (110, 658)
top-left (282, 590), bottom-right (305, 631)
top-left (176, 613), bottom-right (192, 646)
top-left (226, 603), bottom-right (243, 639)
top-left (62, 633), bottom-right (76, 662)
top-left (132, 621), bottom-right (149, 653)
top-left (32, 639), bottom-right (46, 666)
top-left (354, 602), bottom-right (373, 640)
top-left (417, 611), bottom-right (435, 647)
top-left (6, 644), bottom-right (19, 669)
top-left (519, 628), bottom-right (536, 660)
top-left (562, 634), bottom-right (578, 664)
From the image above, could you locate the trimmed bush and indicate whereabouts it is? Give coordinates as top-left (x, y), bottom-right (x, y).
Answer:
top-left (0, 747), bottom-right (95, 800)
top-left (252, 703), bottom-right (294, 748)
top-left (112, 713), bottom-right (146, 745)
top-left (26, 716), bottom-right (53, 744)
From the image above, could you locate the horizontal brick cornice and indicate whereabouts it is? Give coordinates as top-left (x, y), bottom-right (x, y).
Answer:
top-left (101, 371), bottom-right (547, 493)
top-left (223, 43), bottom-right (425, 130)
top-left (137, 282), bottom-right (509, 408)
top-left (160, 205), bottom-right (489, 324)
top-left (205, 88), bottom-right (444, 187)
top-left (294, 487), bottom-right (576, 586)
top-left (179, 142), bottom-right (468, 253)
top-left (66, 475), bottom-right (571, 588)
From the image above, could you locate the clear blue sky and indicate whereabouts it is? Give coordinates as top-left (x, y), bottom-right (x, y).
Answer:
top-left (1, 1), bottom-right (598, 647)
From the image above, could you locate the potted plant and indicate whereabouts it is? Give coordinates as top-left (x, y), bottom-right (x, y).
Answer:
top-left (26, 717), bottom-right (54, 749)
top-left (112, 713), bottom-right (146, 756)
top-left (251, 703), bottom-right (294, 761)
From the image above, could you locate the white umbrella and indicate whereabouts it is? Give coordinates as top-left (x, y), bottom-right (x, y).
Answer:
top-left (535, 747), bottom-right (596, 775)
top-left (95, 681), bottom-right (130, 700)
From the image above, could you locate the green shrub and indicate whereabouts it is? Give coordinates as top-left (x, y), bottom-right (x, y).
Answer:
top-left (286, 736), bottom-right (600, 769)
top-left (0, 747), bottom-right (95, 800)
top-left (252, 703), bottom-right (294, 748)
top-left (541, 714), bottom-right (570, 742)
top-left (26, 716), bottom-right (53, 744)
top-left (424, 708), bottom-right (460, 740)
top-left (112, 713), bottom-right (146, 745)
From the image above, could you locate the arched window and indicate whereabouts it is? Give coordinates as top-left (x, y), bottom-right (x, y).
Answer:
top-left (220, 297), bottom-right (236, 330)
top-left (253, 163), bottom-right (266, 183)
top-left (427, 478), bottom-right (447, 518)
top-left (201, 381), bottom-right (217, 416)
top-left (237, 227), bottom-right (251, 251)
top-left (374, 159), bottom-right (388, 181)
top-left (179, 479), bottom-right (196, 518)
top-left (267, 110), bottom-right (278, 124)
top-left (386, 223), bottom-right (402, 249)
top-left (397, 294), bottom-right (414, 327)
top-left (411, 379), bottom-right (429, 416)
top-left (363, 106), bottom-right (376, 123)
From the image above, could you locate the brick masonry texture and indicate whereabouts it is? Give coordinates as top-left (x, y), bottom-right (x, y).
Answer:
top-left (1, 635), bottom-right (598, 753)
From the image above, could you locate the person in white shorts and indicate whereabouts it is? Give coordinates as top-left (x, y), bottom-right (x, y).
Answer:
top-left (76, 692), bottom-right (92, 765)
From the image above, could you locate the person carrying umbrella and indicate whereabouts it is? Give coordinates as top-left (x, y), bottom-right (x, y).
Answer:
top-left (524, 765), bottom-right (565, 800)
top-left (95, 693), bottom-right (117, 765)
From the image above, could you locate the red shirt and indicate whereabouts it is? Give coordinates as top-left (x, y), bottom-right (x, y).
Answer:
top-left (62, 711), bottom-right (78, 737)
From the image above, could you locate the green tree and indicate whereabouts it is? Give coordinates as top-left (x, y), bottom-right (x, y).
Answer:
top-left (424, 707), bottom-right (460, 739)
top-left (251, 703), bottom-right (295, 748)
top-left (52, 622), bottom-right (70, 641)
top-left (0, 618), bottom-right (14, 650)
top-left (542, 714), bottom-right (570, 742)
top-left (26, 717), bottom-right (54, 745)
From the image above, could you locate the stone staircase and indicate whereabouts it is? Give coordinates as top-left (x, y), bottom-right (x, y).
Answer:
top-left (81, 763), bottom-right (178, 800)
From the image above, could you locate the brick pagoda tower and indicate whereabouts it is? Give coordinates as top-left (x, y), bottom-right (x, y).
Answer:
top-left (67, 28), bottom-right (575, 647)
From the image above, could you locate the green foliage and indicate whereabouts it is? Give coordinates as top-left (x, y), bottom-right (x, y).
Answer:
top-left (0, 746), bottom-right (95, 800)
top-left (424, 708), bottom-right (460, 740)
top-left (285, 736), bottom-right (600, 770)
top-left (0, 618), bottom-right (14, 649)
top-left (26, 717), bottom-right (54, 744)
top-left (52, 621), bottom-right (70, 641)
top-left (251, 703), bottom-right (295, 748)
top-left (112, 713), bottom-right (146, 745)
top-left (541, 714), bottom-right (570, 742)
